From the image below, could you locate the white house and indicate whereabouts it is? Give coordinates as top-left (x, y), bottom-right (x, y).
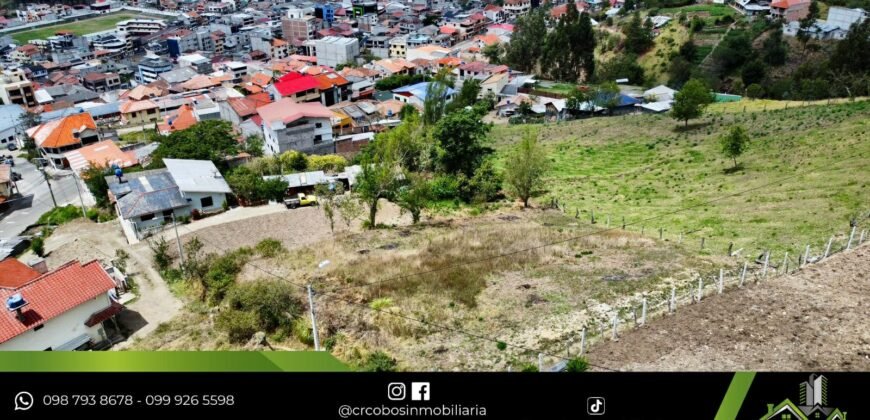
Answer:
top-left (256, 98), bottom-right (336, 156)
top-left (163, 159), bottom-right (232, 214)
top-left (0, 259), bottom-right (122, 351)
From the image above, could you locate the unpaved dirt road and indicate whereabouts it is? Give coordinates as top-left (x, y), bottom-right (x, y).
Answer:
top-left (586, 244), bottom-right (870, 371)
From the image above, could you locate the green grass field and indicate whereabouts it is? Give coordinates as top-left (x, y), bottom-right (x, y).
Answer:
top-left (493, 100), bottom-right (870, 258)
top-left (660, 4), bottom-right (739, 18)
top-left (11, 13), bottom-right (140, 44)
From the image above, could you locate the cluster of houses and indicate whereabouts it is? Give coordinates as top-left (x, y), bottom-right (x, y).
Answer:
top-left (733, 0), bottom-right (865, 40)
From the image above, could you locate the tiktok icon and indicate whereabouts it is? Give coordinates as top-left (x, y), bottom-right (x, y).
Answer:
top-left (587, 397), bottom-right (605, 416)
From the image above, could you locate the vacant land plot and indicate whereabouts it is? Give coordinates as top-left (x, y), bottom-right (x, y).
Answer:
top-left (586, 244), bottom-right (870, 371)
top-left (131, 207), bottom-right (733, 370)
top-left (639, 23), bottom-right (690, 85)
top-left (11, 13), bottom-right (140, 43)
top-left (493, 100), bottom-right (870, 258)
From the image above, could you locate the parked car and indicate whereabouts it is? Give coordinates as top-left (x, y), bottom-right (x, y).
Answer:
top-left (11, 172), bottom-right (21, 181)
top-left (6, 143), bottom-right (16, 151)
top-left (284, 193), bottom-right (317, 209)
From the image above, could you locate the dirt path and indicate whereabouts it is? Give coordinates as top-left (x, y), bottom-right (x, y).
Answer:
top-left (40, 219), bottom-right (182, 343)
top-left (585, 244), bottom-right (870, 371)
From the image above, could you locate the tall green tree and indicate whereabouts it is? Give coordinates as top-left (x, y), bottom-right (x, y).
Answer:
top-left (504, 129), bottom-right (549, 208)
top-left (623, 13), bottom-right (654, 55)
top-left (720, 125), bottom-right (749, 169)
top-left (395, 173), bottom-right (432, 224)
top-left (151, 120), bottom-right (239, 169)
top-left (504, 10), bottom-right (547, 73)
top-left (671, 79), bottom-right (714, 127)
top-left (315, 183), bottom-right (345, 235)
top-left (449, 78), bottom-right (482, 112)
top-left (762, 28), bottom-right (788, 66)
top-left (422, 69), bottom-right (452, 125)
top-left (543, 7), bottom-right (596, 81)
top-left (431, 109), bottom-right (492, 177)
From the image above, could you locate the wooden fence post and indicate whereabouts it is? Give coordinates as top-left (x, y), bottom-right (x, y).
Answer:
top-left (622, 216), bottom-right (626, 230)
top-left (678, 232), bottom-right (683, 244)
top-left (591, 209), bottom-right (595, 224)
top-left (860, 230), bottom-right (866, 245)
top-left (538, 353), bottom-right (543, 372)
top-left (696, 277), bottom-right (703, 302)
top-left (700, 237), bottom-right (705, 250)
top-left (847, 226), bottom-right (857, 249)
top-left (611, 316), bottom-right (618, 340)
top-left (641, 298), bottom-right (647, 326)
top-left (659, 227), bottom-right (663, 240)
top-left (824, 236), bottom-right (834, 259)
top-left (670, 286), bottom-right (676, 313)
top-left (782, 252), bottom-right (789, 275)
top-left (739, 262), bottom-right (747, 287)
top-left (802, 244), bottom-right (810, 267)
top-left (580, 328), bottom-right (587, 355)
top-left (718, 269), bottom-right (724, 294)
top-left (762, 251), bottom-right (770, 278)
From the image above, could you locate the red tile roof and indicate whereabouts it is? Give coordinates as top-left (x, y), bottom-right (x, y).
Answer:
top-left (0, 259), bottom-right (41, 289)
top-left (25, 113), bottom-right (98, 149)
top-left (274, 72), bottom-right (320, 96)
top-left (257, 97), bottom-right (334, 125)
top-left (0, 260), bottom-right (117, 344)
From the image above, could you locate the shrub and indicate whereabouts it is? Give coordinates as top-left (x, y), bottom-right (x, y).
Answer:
top-left (360, 351), bottom-right (398, 372)
top-left (225, 280), bottom-right (303, 332)
top-left (293, 317), bottom-right (314, 346)
top-left (307, 154), bottom-right (348, 172)
top-left (496, 341), bottom-right (507, 351)
top-left (30, 236), bottom-right (45, 257)
top-left (565, 357), bottom-right (589, 372)
top-left (216, 309), bottom-right (259, 343)
top-left (37, 205), bottom-right (83, 225)
top-left (520, 363), bottom-right (539, 372)
top-left (255, 238), bottom-right (286, 258)
top-left (204, 251), bottom-right (248, 303)
top-left (461, 159), bottom-right (503, 203)
top-left (430, 175), bottom-right (461, 200)
top-left (149, 236), bottom-right (173, 272)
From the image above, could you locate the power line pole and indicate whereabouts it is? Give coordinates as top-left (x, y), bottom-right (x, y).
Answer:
top-left (38, 166), bottom-right (58, 208)
top-left (307, 284), bottom-right (320, 351)
top-left (172, 212), bottom-right (185, 269)
top-left (71, 173), bottom-right (87, 219)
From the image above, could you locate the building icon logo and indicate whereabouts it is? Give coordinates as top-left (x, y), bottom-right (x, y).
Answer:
top-left (760, 374), bottom-right (847, 420)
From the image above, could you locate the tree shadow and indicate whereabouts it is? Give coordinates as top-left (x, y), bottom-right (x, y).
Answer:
top-left (115, 308), bottom-right (148, 337)
top-left (723, 163), bottom-right (745, 174)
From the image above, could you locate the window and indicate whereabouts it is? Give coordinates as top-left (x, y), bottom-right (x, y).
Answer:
top-left (200, 196), bottom-right (214, 208)
top-left (315, 122), bottom-right (322, 128)
top-left (140, 213), bottom-right (154, 221)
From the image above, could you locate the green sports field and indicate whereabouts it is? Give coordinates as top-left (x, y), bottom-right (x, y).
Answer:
top-left (11, 13), bottom-right (142, 44)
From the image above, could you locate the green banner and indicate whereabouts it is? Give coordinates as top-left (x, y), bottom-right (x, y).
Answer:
top-left (0, 352), bottom-right (349, 372)
top-left (715, 371), bottom-right (756, 420)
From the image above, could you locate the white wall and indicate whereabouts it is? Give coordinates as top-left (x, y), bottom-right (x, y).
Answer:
top-left (0, 295), bottom-right (110, 351)
top-left (183, 191), bottom-right (227, 213)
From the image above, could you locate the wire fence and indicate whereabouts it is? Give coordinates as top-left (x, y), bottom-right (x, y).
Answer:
top-left (538, 207), bottom-right (868, 371)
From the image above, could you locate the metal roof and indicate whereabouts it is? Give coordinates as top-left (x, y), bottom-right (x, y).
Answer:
top-left (163, 158), bottom-right (232, 194)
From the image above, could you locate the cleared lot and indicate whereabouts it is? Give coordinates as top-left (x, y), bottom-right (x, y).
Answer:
top-left (586, 244), bottom-right (870, 371)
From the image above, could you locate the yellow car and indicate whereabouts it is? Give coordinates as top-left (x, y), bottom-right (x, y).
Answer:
top-left (284, 193), bottom-right (318, 209)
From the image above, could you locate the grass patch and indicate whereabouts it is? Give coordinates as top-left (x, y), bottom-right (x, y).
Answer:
top-left (11, 13), bottom-right (142, 44)
top-left (493, 100), bottom-right (870, 256)
top-left (38, 205), bottom-right (84, 225)
top-left (639, 23), bottom-right (690, 85)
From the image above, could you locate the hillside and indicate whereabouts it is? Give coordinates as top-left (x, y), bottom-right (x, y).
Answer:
top-left (492, 100), bottom-right (870, 258)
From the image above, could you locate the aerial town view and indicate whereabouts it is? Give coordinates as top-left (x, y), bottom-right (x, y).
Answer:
top-left (0, 0), bottom-right (867, 409)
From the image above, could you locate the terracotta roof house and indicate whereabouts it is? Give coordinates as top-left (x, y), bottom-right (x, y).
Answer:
top-left (119, 99), bottom-right (159, 125)
top-left (0, 258), bottom-right (41, 289)
top-left (770, 0), bottom-right (811, 21)
top-left (63, 140), bottom-right (137, 174)
top-left (0, 259), bottom-right (122, 351)
top-left (26, 112), bottom-right (100, 169)
top-left (157, 103), bottom-right (198, 134)
top-left (220, 92), bottom-right (272, 126)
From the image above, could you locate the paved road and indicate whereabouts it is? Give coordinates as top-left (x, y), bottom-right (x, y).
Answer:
top-left (0, 155), bottom-right (84, 240)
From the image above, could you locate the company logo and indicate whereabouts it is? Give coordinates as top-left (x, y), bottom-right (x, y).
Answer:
top-left (587, 397), bottom-right (605, 416)
top-left (14, 391), bottom-right (34, 411)
top-left (387, 383), bottom-right (406, 401)
top-left (760, 374), bottom-right (847, 419)
top-left (411, 382), bottom-right (431, 401)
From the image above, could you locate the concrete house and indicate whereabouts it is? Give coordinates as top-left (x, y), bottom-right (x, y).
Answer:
top-left (0, 259), bottom-right (123, 351)
top-left (257, 98), bottom-right (335, 156)
top-left (26, 112), bottom-right (100, 168)
top-left (163, 158), bottom-right (232, 215)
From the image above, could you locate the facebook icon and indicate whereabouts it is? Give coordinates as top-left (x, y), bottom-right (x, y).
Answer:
top-left (411, 382), bottom-right (431, 401)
